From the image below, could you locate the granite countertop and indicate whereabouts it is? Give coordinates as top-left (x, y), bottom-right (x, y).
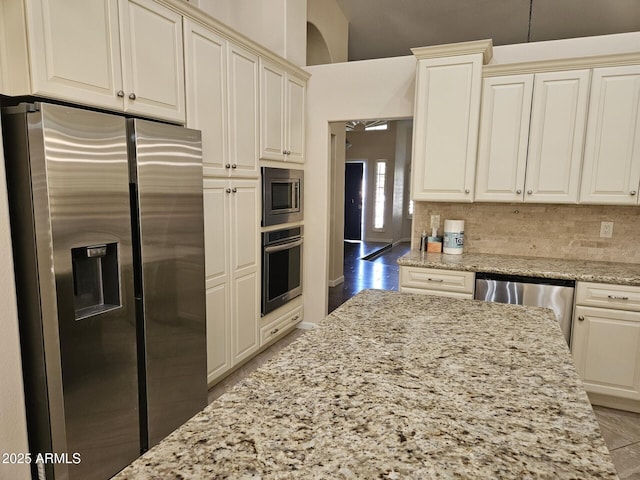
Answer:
top-left (113, 290), bottom-right (617, 479)
top-left (398, 250), bottom-right (640, 286)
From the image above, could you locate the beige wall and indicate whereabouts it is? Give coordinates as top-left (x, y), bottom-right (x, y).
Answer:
top-left (328, 122), bottom-right (346, 285)
top-left (0, 117), bottom-right (30, 480)
top-left (307, 0), bottom-right (348, 64)
top-left (413, 202), bottom-right (640, 264)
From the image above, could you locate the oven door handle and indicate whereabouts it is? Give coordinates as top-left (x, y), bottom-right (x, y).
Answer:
top-left (264, 238), bottom-right (303, 253)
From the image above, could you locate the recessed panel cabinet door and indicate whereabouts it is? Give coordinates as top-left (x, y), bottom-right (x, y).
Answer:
top-left (411, 54), bottom-right (482, 202)
top-left (580, 65), bottom-right (640, 205)
top-left (260, 60), bottom-right (286, 161)
top-left (525, 70), bottom-right (590, 203)
top-left (27, 0), bottom-right (124, 109)
top-left (184, 20), bottom-right (228, 176)
top-left (119, 0), bottom-right (186, 122)
top-left (475, 74), bottom-right (533, 202)
top-left (572, 306), bottom-right (640, 401)
top-left (286, 74), bottom-right (306, 163)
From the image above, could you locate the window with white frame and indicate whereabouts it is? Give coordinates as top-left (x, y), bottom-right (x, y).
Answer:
top-left (373, 160), bottom-right (386, 230)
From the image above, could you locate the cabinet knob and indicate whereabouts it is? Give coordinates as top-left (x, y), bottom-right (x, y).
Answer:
top-left (631, 190), bottom-right (637, 196)
top-left (578, 316), bottom-right (585, 321)
top-left (516, 189), bottom-right (522, 195)
top-left (464, 189), bottom-right (470, 194)
top-left (117, 90), bottom-right (125, 98)
top-left (527, 190), bottom-right (533, 195)
top-left (225, 188), bottom-right (231, 194)
top-left (231, 164), bottom-right (237, 169)
top-left (129, 93), bottom-right (136, 100)
top-left (232, 187), bottom-right (237, 193)
top-left (225, 163), bottom-right (231, 169)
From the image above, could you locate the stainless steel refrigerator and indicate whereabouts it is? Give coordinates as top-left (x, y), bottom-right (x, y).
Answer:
top-left (2, 102), bottom-right (207, 480)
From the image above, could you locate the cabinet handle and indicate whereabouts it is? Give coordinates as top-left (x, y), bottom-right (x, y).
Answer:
top-left (117, 90), bottom-right (125, 98)
top-left (291, 315), bottom-right (299, 322)
top-left (129, 93), bottom-right (136, 100)
top-left (578, 316), bottom-right (585, 321)
top-left (608, 295), bottom-right (629, 301)
top-left (426, 278), bottom-right (444, 282)
top-left (527, 190), bottom-right (533, 195)
top-left (631, 190), bottom-right (637, 196)
top-left (225, 188), bottom-right (231, 194)
top-left (232, 187), bottom-right (237, 193)
top-left (516, 189), bottom-right (522, 194)
top-left (270, 328), bottom-right (279, 335)
top-left (231, 164), bottom-right (237, 169)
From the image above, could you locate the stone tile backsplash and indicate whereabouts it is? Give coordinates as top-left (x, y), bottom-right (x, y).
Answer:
top-left (413, 202), bottom-right (640, 264)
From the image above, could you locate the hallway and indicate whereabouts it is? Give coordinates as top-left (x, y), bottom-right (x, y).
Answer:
top-left (328, 240), bottom-right (411, 312)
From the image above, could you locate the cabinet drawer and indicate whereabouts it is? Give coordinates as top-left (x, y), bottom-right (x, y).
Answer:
top-left (576, 282), bottom-right (640, 311)
top-left (260, 305), bottom-right (302, 345)
top-left (400, 267), bottom-right (475, 294)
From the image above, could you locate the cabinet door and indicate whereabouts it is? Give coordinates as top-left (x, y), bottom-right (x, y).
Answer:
top-left (475, 75), bottom-right (533, 202)
top-left (411, 54), bottom-right (483, 202)
top-left (230, 180), bottom-right (260, 363)
top-left (27, 0), bottom-right (124, 109)
top-left (572, 306), bottom-right (640, 401)
top-left (286, 74), bottom-right (306, 163)
top-left (580, 65), bottom-right (640, 205)
top-left (260, 60), bottom-right (285, 161)
top-left (525, 70), bottom-right (590, 203)
top-left (203, 180), bottom-right (232, 383)
top-left (184, 20), bottom-right (228, 176)
top-left (228, 43), bottom-right (259, 178)
top-left (119, 0), bottom-right (185, 123)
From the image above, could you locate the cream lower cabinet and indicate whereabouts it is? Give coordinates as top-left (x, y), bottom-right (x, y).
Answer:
top-left (203, 178), bottom-right (260, 385)
top-left (475, 70), bottom-right (590, 203)
top-left (259, 59), bottom-right (307, 164)
top-left (399, 267), bottom-right (475, 299)
top-left (3, 0), bottom-right (185, 123)
top-left (579, 65), bottom-right (640, 205)
top-left (572, 282), bottom-right (640, 412)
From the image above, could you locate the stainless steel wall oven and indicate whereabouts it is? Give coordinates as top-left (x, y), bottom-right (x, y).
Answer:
top-left (262, 227), bottom-right (303, 315)
top-left (262, 167), bottom-right (303, 226)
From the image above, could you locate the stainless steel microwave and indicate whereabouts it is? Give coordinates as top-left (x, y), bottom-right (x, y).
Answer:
top-left (261, 167), bottom-right (303, 226)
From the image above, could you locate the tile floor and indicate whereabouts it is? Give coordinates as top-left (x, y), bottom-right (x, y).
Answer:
top-left (209, 241), bottom-right (640, 478)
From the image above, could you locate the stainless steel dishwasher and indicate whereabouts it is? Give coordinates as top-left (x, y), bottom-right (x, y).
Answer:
top-left (474, 273), bottom-right (575, 347)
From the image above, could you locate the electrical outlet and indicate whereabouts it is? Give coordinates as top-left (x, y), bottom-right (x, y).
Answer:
top-left (600, 221), bottom-right (614, 238)
top-left (430, 215), bottom-right (440, 231)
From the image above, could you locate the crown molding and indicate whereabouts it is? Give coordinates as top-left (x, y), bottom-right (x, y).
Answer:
top-left (483, 52), bottom-right (640, 77)
top-left (412, 40), bottom-right (494, 65)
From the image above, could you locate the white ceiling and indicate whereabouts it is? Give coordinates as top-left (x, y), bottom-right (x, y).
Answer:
top-left (335, 0), bottom-right (640, 61)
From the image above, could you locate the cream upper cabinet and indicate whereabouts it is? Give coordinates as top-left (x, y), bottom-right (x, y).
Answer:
top-left (6, 0), bottom-right (185, 123)
top-left (118, 0), bottom-right (185, 122)
top-left (259, 59), bottom-right (306, 163)
top-left (411, 52), bottom-right (484, 202)
top-left (475, 74), bottom-right (533, 202)
top-left (227, 43), bottom-right (260, 178)
top-left (579, 65), bottom-right (640, 205)
top-left (476, 70), bottom-right (590, 203)
top-left (526, 70), bottom-right (590, 203)
top-left (184, 19), bottom-right (228, 176)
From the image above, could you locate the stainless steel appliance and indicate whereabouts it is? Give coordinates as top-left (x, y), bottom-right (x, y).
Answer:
top-left (262, 227), bottom-right (303, 315)
top-left (261, 167), bottom-right (303, 226)
top-left (2, 102), bottom-right (206, 480)
top-left (474, 273), bottom-right (575, 346)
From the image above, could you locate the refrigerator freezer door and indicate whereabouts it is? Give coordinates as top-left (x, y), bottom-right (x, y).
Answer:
top-left (129, 119), bottom-right (206, 449)
top-left (3, 103), bottom-right (140, 480)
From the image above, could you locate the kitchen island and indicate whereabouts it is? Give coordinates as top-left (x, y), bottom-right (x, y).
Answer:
top-left (113, 290), bottom-right (617, 479)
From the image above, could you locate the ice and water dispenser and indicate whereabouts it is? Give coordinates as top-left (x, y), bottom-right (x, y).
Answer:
top-left (71, 242), bottom-right (121, 320)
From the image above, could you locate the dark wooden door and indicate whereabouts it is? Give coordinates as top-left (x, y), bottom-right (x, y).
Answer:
top-left (344, 162), bottom-right (363, 240)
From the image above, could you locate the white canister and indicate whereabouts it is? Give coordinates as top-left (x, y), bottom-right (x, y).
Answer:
top-left (443, 220), bottom-right (464, 254)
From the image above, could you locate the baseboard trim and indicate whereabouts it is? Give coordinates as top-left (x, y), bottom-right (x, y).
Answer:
top-left (328, 276), bottom-right (344, 287)
top-left (297, 322), bottom-right (316, 330)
